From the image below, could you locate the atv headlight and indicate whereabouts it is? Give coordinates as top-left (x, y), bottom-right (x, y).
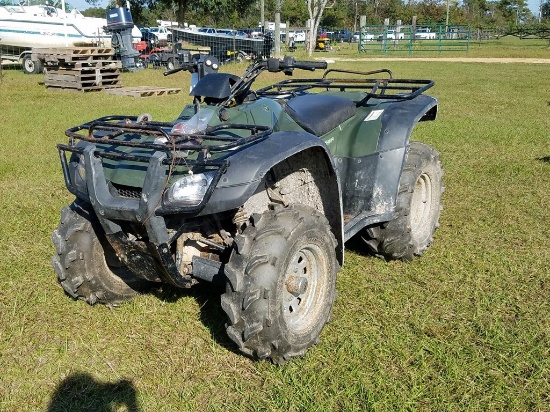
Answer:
top-left (69, 153), bottom-right (87, 193)
top-left (164, 171), bottom-right (216, 207)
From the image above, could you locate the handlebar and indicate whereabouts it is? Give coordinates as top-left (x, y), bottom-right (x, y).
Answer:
top-left (267, 56), bottom-right (328, 73)
top-left (163, 66), bottom-right (189, 77)
top-left (293, 61), bottom-right (328, 70)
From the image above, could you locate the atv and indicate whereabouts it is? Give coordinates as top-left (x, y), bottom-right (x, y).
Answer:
top-left (52, 55), bottom-right (444, 363)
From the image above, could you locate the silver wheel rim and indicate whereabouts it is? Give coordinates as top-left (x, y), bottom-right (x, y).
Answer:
top-left (410, 172), bottom-right (433, 239)
top-left (24, 58), bottom-right (35, 72)
top-left (283, 244), bottom-right (325, 334)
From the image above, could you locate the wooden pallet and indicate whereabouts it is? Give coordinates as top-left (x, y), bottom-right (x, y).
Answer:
top-left (104, 86), bottom-right (182, 97)
top-left (44, 67), bottom-right (121, 92)
top-left (33, 47), bottom-right (116, 66)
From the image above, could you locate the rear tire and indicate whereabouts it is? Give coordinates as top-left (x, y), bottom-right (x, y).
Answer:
top-left (221, 204), bottom-right (338, 363)
top-left (51, 201), bottom-right (149, 305)
top-left (360, 142), bottom-right (444, 261)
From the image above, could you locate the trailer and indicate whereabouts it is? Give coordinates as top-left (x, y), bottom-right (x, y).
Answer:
top-left (0, 44), bottom-right (43, 74)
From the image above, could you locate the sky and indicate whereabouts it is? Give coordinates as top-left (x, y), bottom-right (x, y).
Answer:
top-left (67, 0), bottom-right (542, 21)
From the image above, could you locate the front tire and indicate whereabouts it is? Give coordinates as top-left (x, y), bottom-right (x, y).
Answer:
top-left (361, 141), bottom-right (444, 261)
top-left (221, 204), bottom-right (338, 363)
top-left (51, 201), bottom-right (149, 305)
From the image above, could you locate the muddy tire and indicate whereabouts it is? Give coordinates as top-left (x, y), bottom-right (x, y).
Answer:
top-left (221, 204), bottom-right (338, 363)
top-left (361, 141), bottom-right (444, 261)
top-left (51, 201), bottom-right (149, 305)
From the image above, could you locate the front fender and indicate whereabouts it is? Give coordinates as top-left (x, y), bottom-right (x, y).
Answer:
top-left (200, 130), bottom-right (344, 264)
top-left (201, 130), bottom-right (338, 214)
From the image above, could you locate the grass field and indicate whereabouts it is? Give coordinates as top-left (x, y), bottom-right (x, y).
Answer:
top-left (0, 44), bottom-right (549, 411)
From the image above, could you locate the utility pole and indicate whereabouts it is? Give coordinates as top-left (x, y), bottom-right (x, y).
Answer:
top-left (445, 0), bottom-right (450, 32)
top-left (260, 0), bottom-right (265, 31)
top-left (274, 0), bottom-right (281, 57)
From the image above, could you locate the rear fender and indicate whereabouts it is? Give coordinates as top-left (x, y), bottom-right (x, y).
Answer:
top-left (340, 94), bottom-right (438, 237)
top-left (377, 94), bottom-right (437, 152)
top-left (202, 130), bottom-right (344, 264)
top-left (374, 95), bottom-right (438, 215)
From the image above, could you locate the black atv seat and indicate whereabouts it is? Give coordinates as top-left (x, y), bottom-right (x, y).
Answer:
top-left (283, 94), bottom-right (357, 137)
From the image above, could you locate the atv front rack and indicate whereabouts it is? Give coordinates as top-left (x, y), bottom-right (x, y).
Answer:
top-left (63, 115), bottom-right (273, 165)
top-left (58, 116), bottom-right (273, 212)
top-left (256, 68), bottom-right (434, 105)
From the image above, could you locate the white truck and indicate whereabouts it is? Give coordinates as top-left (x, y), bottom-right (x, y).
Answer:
top-left (377, 30), bottom-right (405, 41)
top-left (414, 27), bottom-right (437, 40)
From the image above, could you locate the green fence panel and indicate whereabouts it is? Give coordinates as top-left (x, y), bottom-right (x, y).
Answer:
top-left (359, 24), bottom-right (470, 55)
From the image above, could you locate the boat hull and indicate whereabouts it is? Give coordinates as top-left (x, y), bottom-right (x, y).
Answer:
top-left (0, 5), bottom-right (140, 49)
top-left (169, 28), bottom-right (272, 59)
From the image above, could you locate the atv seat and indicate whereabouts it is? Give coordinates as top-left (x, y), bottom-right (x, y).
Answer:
top-left (283, 94), bottom-right (357, 137)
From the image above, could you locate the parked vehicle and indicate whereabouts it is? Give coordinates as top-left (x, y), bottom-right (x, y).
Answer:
top-left (148, 26), bottom-right (170, 41)
top-left (288, 30), bottom-right (306, 42)
top-left (198, 27), bottom-right (217, 34)
top-left (332, 29), bottom-right (353, 42)
top-left (415, 27), bottom-right (437, 40)
top-left (140, 46), bottom-right (206, 70)
top-left (52, 56), bottom-right (444, 363)
top-left (140, 28), bottom-right (162, 48)
top-left (353, 31), bottom-right (375, 42)
top-left (377, 29), bottom-right (405, 41)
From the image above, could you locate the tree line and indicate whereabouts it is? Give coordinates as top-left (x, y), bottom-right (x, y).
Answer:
top-left (10, 0), bottom-right (549, 29)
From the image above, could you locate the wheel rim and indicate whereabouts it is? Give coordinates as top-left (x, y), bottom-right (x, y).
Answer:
top-left (24, 58), bottom-right (35, 73)
top-left (410, 172), bottom-right (433, 238)
top-left (282, 244), bottom-right (326, 334)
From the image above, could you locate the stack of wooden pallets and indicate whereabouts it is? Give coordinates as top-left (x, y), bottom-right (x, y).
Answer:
top-left (33, 47), bottom-right (122, 92)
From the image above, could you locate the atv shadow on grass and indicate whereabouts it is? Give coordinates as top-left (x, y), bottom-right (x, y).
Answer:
top-left (149, 282), bottom-right (241, 356)
top-left (48, 372), bottom-right (139, 412)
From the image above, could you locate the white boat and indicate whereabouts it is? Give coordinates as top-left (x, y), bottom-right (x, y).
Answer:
top-left (0, 3), bottom-right (141, 72)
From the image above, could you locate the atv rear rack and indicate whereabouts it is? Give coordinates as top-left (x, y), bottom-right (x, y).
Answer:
top-left (62, 115), bottom-right (273, 165)
top-left (256, 68), bottom-right (434, 105)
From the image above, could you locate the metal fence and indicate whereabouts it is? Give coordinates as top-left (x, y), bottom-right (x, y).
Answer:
top-left (358, 24), bottom-right (470, 55)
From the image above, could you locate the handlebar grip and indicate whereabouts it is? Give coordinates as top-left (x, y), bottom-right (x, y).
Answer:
top-left (163, 67), bottom-right (185, 76)
top-left (295, 60), bottom-right (328, 70)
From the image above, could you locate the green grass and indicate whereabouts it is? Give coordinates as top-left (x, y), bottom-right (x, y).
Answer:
top-left (0, 46), bottom-right (549, 411)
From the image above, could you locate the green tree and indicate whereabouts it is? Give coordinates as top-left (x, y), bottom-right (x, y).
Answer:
top-left (80, 6), bottom-right (107, 17)
top-left (496, 0), bottom-right (528, 24)
top-left (305, 0), bottom-right (335, 55)
top-left (282, 0), bottom-right (309, 26)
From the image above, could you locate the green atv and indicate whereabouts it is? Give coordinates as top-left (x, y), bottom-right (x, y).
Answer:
top-left (52, 56), bottom-right (444, 363)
